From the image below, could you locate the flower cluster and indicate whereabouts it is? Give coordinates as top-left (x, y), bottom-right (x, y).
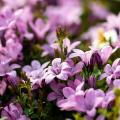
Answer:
top-left (0, 0), bottom-right (120, 120)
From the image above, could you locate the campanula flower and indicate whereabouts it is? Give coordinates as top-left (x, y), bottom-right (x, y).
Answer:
top-left (1, 103), bottom-right (30, 120)
top-left (44, 58), bottom-right (71, 84)
top-left (22, 60), bottom-right (49, 89)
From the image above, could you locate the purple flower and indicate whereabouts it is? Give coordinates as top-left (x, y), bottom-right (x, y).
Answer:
top-left (96, 115), bottom-right (105, 120)
top-left (69, 49), bottom-right (92, 66)
top-left (99, 64), bottom-right (113, 82)
top-left (0, 39), bottom-right (23, 61)
top-left (3, 0), bottom-right (39, 9)
top-left (41, 37), bottom-right (80, 57)
top-left (102, 91), bottom-right (115, 108)
top-left (88, 76), bottom-right (96, 88)
top-left (95, 89), bottom-right (115, 108)
top-left (105, 13), bottom-right (120, 31)
top-left (59, 0), bottom-right (80, 6)
top-left (57, 79), bottom-right (84, 107)
top-left (22, 60), bottom-right (49, 89)
top-left (69, 46), bottom-right (113, 66)
top-left (47, 81), bottom-right (66, 102)
top-left (57, 82), bottom-right (84, 111)
top-left (44, 58), bottom-right (71, 84)
top-left (75, 89), bottom-right (103, 117)
top-left (45, 3), bottom-right (82, 28)
top-left (113, 79), bottom-right (120, 88)
top-left (46, 31), bottom-right (57, 44)
top-left (70, 61), bottom-right (84, 76)
top-left (16, 19), bottom-right (33, 40)
top-left (63, 38), bottom-right (80, 55)
top-left (4, 29), bottom-right (18, 41)
top-left (1, 103), bottom-right (30, 120)
top-left (90, 2), bottom-right (110, 19)
top-left (29, 19), bottom-right (50, 39)
top-left (48, 37), bottom-right (80, 57)
top-left (0, 9), bottom-right (23, 31)
top-left (41, 44), bottom-right (55, 57)
top-left (3, 0), bottom-right (27, 8)
top-left (0, 80), bottom-right (7, 96)
top-left (48, 75), bottom-right (83, 102)
top-left (100, 58), bottom-right (120, 86)
top-left (18, 6), bottom-right (33, 23)
top-left (67, 75), bottom-right (83, 90)
top-left (0, 61), bottom-right (20, 77)
top-left (58, 88), bottom-right (103, 117)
